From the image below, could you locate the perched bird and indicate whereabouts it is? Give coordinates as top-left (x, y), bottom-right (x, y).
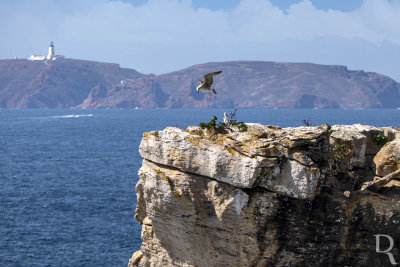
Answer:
top-left (195, 71), bottom-right (222, 97)
top-left (223, 112), bottom-right (229, 124)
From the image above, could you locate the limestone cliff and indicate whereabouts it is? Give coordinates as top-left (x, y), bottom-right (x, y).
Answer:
top-left (129, 123), bottom-right (400, 266)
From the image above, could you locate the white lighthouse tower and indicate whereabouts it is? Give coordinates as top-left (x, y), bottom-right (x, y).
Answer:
top-left (47, 41), bottom-right (55, 59)
top-left (28, 42), bottom-right (65, 61)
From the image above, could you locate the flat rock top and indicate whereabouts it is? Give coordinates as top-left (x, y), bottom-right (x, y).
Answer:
top-left (139, 123), bottom-right (400, 199)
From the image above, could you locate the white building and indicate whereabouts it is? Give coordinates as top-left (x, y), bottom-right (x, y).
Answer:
top-left (29, 55), bottom-right (46, 61)
top-left (29, 42), bottom-right (64, 61)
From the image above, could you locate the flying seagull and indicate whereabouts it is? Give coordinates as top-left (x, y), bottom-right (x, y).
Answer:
top-left (195, 71), bottom-right (222, 97)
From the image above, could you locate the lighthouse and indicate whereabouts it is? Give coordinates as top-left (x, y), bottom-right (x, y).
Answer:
top-left (28, 42), bottom-right (65, 61)
top-left (47, 42), bottom-right (55, 59)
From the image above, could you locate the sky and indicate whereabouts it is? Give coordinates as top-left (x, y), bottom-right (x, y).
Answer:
top-left (1, 0), bottom-right (400, 81)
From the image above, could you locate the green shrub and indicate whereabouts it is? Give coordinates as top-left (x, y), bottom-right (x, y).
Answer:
top-left (333, 144), bottom-right (350, 161)
top-left (238, 122), bottom-right (248, 131)
top-left (373, 133), bottom-right (388, 146)
top-left (199, 110), bottom-right (247, 132)
top-left (325, 124), bottom-right (333, 136)
top-left (199, 115), bottom-right (218, 130)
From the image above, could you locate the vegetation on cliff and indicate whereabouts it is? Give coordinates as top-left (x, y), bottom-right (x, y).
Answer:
top-left (199, 109), bottom-right (248, 132)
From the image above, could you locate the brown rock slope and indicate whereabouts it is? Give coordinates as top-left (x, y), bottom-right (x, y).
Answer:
top-left (0, 59), bottom-right (145, 108)
top-left (152, 61), bottom-right (400, 108)
top-left (1, 59), bottom-right (400, 108)
top-left (130, 123), bottom-right (400, 266)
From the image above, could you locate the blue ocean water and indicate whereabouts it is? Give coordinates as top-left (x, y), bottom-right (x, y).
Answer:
top-left (0, 108), bottom-right (399, 266)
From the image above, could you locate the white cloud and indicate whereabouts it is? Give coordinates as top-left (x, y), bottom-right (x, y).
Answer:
top-left (1, 0), bottom-right (400, 81)
top-left (356, 0), bottom-right (400, 44)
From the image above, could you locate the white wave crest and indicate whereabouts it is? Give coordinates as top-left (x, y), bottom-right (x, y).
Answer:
top-left (52, 114), bottom-right (94, 118)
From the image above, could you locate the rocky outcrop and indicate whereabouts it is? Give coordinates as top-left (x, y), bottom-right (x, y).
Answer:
top-left (374, 140), bottom-right (400, 177)
top-left (130, 124), bottom-right (400, 266)
top-left (138, 124), bottom-right (328, 199)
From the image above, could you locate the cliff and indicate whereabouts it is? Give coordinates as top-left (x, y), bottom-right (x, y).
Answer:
top-left (1, 59), bottom-right (400, 108)
top-left (129, 123), bottom-right (400, 266)
top-left (0, 59), bottom-right (146, 108)
top-left (149, 61), bottom-right (400, 109)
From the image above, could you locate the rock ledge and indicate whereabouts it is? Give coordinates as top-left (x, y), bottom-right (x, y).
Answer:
top-left (130, 124), bottom-right (400, 266)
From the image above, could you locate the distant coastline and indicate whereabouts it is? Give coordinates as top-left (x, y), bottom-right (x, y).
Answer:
top-left (0, 59), bottom-right (399, 109)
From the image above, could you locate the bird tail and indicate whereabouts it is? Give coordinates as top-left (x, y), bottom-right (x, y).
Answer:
top-left (212, 89), bottom-right (217, 94)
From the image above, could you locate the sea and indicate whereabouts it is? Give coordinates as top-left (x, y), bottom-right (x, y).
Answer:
top-left (1, 108), bottom-right (400, 266)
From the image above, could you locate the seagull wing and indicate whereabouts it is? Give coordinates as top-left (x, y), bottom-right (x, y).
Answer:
top-left (203, 71), bottom-right (222, 87)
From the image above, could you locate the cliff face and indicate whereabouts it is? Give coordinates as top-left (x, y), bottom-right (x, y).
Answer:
top-left (130, 123), bottom-right (400, 266)
top-left (1, 59), bottom-right (400, 108)
top-left (0, 59), bottom-right (145, 108)
top-left (151, 61), bottom-right (400, 109)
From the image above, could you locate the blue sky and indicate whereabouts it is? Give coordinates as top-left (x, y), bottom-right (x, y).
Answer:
top-left (1, 0), bottom-right (400, 81)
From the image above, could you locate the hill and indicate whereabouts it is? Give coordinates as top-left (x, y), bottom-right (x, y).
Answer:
top-left (1, 59), bottom-right (399, 108)
top-left (149, 61), bottom-right (400, 108)
top-left (0, 59), bottom-right (145, 108)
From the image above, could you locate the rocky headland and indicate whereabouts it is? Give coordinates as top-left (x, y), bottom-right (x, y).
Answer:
top-left (129, 123), bottom-right (400, 266)
top-left (1, 59), bottom-right (400, 108)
